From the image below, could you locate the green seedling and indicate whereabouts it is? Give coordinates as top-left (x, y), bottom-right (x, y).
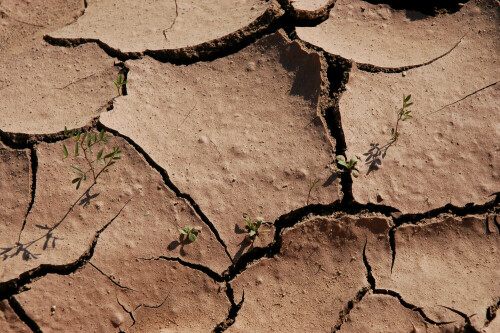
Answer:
top-left (391, 93), bottom-right (413, 140)
top-left (62, 127), bottom-right (122, 190)
top-left (306, 178), bottom-right (320, 205)
top-left (244, 217), bottom-right (269, 241)
top-left (113, 74), bottom-right (127, 96)
top-left (336, 155), bottom-right (359, 178)
top-left (179, 226), bottom-right (201, 243)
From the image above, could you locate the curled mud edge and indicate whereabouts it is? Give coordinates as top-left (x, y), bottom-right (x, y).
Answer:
top-left (43, 2), bottom-right (285, 64)
top-left (277, 0), bottom-right (337, 26)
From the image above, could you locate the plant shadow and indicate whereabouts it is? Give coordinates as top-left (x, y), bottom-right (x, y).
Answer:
top-left (167, 234), bottom-right (194, 257)
top-left (363, 139), bottom-right (396, 175)
top-left (1, 184), bottom-right (100, 261)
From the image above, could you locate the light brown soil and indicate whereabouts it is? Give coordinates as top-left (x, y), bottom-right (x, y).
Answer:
top-left (0, 0), bottom-right (499, 332)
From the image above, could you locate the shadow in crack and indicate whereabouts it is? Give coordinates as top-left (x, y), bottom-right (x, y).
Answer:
top-left (0, 184), bottom-right (99, 261)
top-left (363, 139), bottom-right (396, 175)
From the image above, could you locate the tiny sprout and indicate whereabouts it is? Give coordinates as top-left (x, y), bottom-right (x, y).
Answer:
top-left (179, 226), bottom-right (201, 243)
top-left (391, 93), bottom-right (413, 140)
top-left (244, 217), bottom-right (269, 241)
top-left (336, 155), bottom-right (359, 178)
top-left (306, 178), bottom-right (320, 205)
top-left (113, 74), bottom-right (127, 96)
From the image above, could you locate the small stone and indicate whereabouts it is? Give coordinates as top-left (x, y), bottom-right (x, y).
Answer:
top-left (198, 136), bottom-right (208, 144)
top-left (51, 305), bottom-right (56, 312)
top-left (110, 312), bottom-right (124, 327)
top-left (246, 61), bottom-right (257, 71)
top-left (402, 71), bottom-right (407, 77)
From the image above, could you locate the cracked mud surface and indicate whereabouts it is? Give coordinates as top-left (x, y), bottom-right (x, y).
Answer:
top-left (0, 0), bottom-right (499, 332)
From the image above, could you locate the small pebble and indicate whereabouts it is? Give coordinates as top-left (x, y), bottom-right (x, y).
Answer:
top-left (402, 71), bottom-right (407, 77)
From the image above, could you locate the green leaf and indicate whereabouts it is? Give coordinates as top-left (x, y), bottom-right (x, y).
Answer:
top-left (188, 233), bottom-right (197, 242)
top-left (256, 220), bottom-right (262, 229)
top-left (99, 129), bottom-right (105, 140)
top-left (76, 130), bottom-right (81, 142)
top-left (349, 158), bottom-right (357, 166)
top-left (391, 128), bottom-right (395, 135)
top-left (64, 126), bottom-right (68, 137)
top-left (179, 229), bottom-right (186, 235)
top-left (76, 179), bottom-right (82, 190)
top-left (75, 142), bottom-right (79, 156)
top-left (185, 226), bottom-right (191, 232)
top-left (86, 133), bottom-right (91, 146)
top-left (244, 217), bottom-right (252, 228)
top-left (71, 165), bottom-right (84, 174)
top-left (97, 148), bottom-right (104, 160)
top-left (72, 177), bottom-right (81, 184)
top-left (93, 133), bottom-right (98, 143)
top-left (404, 94), bottom-right (411, 102)
top-left (62, 144), bottom-right (69, 158)
top-left (71, 129), bottom-right (76, 138)
top-left (337, 160), bottom-right (348, 168)
top-left (406, 102), bottom-right (413, 108)
top-left (112, 157), bottom-right (121, 160)
top-left (249, 230), bottom-right (256, 237)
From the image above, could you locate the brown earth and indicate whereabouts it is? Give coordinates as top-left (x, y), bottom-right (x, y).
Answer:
top-left (0, 0), bottom-right (499, 332)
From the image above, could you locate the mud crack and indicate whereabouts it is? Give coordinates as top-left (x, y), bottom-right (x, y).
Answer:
top-left (139, 256), bottom-right (223, 282)
top-left (97, 120), bottom-right (234, 263)
top-left (362, 238), bottom-right (457, 326)
top-left (357, 33), bottom-right (467, 73)
top-left (43, 3), bottom-right (285, 65)
top-left (213, 282), bottom-right (244, 332)
top-left (430, 80), bottom-right (500, 114)
top-left (163, 0), bottom-right (179, 42)
top-left (17, 145), bottom-right (38, 243)
top-left (8, 296), bottom-right (43, 333)
top-left (89, 262), bottom-right (136, 291)
top-left (0, 197), bottom-right (132, 301)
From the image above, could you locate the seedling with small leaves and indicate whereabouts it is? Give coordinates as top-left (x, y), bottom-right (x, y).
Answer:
top-left (113, 74), bottom-right (127, 96)
top-left (244, 217), bottom-right (269, 241)
top-left (62, 127), bottom-right (122, 190)
top-left (391, 94), bottom-right (413, 140)
top-left (306, 178), bottom-right (320, 205)
top-left (179, 226), bottom-right (201, 243)
top-left (336, 155), bottom-right (359, 177)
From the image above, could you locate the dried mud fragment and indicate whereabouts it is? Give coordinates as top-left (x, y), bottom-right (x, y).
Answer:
top-left (0, 42), bottom-right (119, 135)
top-left (338, 21), bottom-right (499, 212)
top-left (297, 0), bottom-right (497, 68)
top-left (0, 149), bottom-right (30, 259)
top-left (101, 30), bottom-right (338, 259)
top-left (280, 0), bottom-right (335, 21)
top-left (47, 0), bottom-right (281, 54)
top-left (0, 135), bottom-right (229, 284)
top-left (0, 300), bottom-right (30, 333)
top-left (0, 0), bottom-right (84, 56)
top-left (228, 215), bottom-right (392, 332)
top-left (17, 259), bottom-right (229, 332)
top-left (337, 292), bottom-right (441, 333)
top-left (15, 264), bottom-right (133, 332)
top-left (375, 215), bottom-right (500, 327)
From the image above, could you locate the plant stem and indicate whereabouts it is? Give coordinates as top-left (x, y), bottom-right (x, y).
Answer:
top-left (80, 140), bottom-right (97, 182)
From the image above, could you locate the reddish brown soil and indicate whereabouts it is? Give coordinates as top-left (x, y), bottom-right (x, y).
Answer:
top-left (0, 0), bottom-right (499, 332)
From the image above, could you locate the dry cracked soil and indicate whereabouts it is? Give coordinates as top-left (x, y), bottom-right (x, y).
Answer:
top-left (0, 0), bottom-right (499, 332)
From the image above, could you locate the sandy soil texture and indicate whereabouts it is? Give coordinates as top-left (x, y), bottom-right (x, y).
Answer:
top-left (0, 0), bottom-right (499, 332)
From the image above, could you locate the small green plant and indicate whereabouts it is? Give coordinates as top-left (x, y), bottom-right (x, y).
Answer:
top-left (62, 127), bottom-right (122, 190)
top-left (113, 74), bottom-right (127, 96)
top-left (244, 217), bottom-right (269, 241)
top-left (179, 226), bottom-right (201, 243)
top-left (336, 155), bottom-right (359, 177)
top-left (306, 178), bottom-right (320, 205)
top-left (391, 94), bottom-right (413, 140)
